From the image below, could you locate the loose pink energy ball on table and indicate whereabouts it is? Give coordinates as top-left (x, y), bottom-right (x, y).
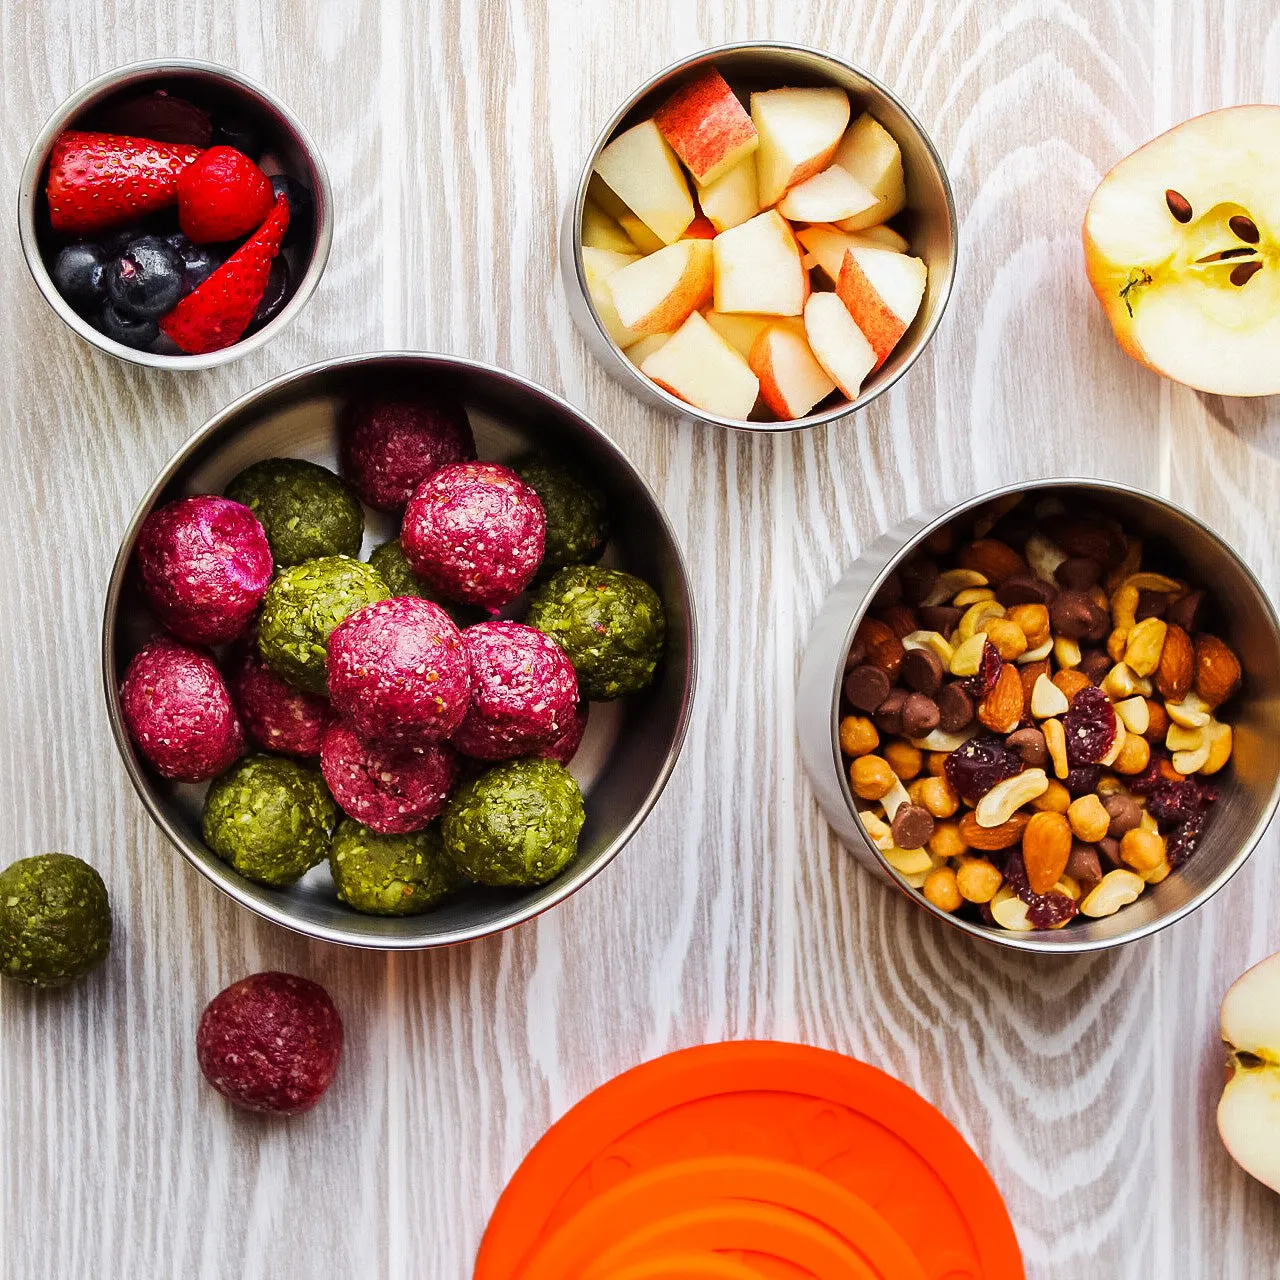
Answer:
top-left (453, 622), bottom-right (579, 761)
top-left (401, 462), bottom-right (546, 609)
top-left (135, 495), bottom-right (273, 645)
top-left (320, 721), bottom-right (459, 835)
top-left (228, 634), bottom-right (333, 758)
top-left (121, 637), bottom-right (245, 782)
top-left (196, 972), bottom-right (343, 1115)
top-left (538, 701), bottom-right (590, 767)
top-left (339, 394), bottom-right (476, 512)
top-left (326, 597), bottom-right (470, 745)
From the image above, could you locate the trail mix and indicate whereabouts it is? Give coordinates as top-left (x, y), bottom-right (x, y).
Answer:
top-left (840, 496), bottom-right (1242, 932)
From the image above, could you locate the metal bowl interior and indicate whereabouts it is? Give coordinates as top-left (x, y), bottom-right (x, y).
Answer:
top-left (804, 479), bottom-right (1280, 953)
top-left (563, 41), bottom-right (957, 432)
top-left (102, 354), bottom-right (697, 948)
top-left (18, 59), bottom-right (333, 371)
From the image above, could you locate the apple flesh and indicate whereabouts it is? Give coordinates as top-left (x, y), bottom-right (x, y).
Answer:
top-left (703, 310), bottom-right (805, 359)
top-left (712, 209), bottom-right (807, 316)
top-left (804, 293), bottom-right (877, 398)
top-left (749, 323), bottom-right (836, 418)
top-left (832, 112), bottom-right (906, 231)
top-left (609, 239), bottom-right (714, 336)
top-left (653, 68), bottom-right (758, 187)
top-left (796, 223), bottom-right (910, 283)
top-left (619, 214), bottom-right (665, 255)
top-left (582, 200), bottom-right (638, 255)
top-left (640, 309), bottom-right (760, 419)
top-left (836, 246), bottom-right (928, 367)
top-left (752, 86), bottom-right (851, 207)
top-left (696, 158), bottom-right (759, 233)
top-left (581, 246), bottom-right (644, 348)
top-left (594, 119), bottom-right (695, 245)
top-left (777, 164), bottom-right (877, 224)
top-left (1083, 105), bottom-right (1280, 397)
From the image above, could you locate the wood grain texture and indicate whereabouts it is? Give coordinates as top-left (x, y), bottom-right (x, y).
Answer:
top-left (1, 1), bottom-right (1278, 1277)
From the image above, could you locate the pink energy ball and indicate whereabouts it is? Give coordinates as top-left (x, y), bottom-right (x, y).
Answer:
top-left (229, 638), bottom-right (333, 758)
top-left (121, 636), bottom-right (245, 782)
top-left (401, 462), bottom-right (545, 609)
top-left (326, 597), bottom-right (470, 745)
top-left (339, 394), bottom-right (476, 511)
top-left (320, 721), bottom-right (459, 834)
top-left (135, 495), bottom-right (273, 645)
top-left (538, 701), bottom-right (590, 767)
top-left (452, 622), bottom-right (579, 761)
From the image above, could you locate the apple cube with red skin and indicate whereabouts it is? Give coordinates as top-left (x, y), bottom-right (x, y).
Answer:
top-left (804, 293), bottom-right (877, 398)
top-left (704, 310), bottom-right (805, 359)
top-left (654, 68), bottom-right (759, 187)
top-left (609, 239), bottom-right (714, 337)
top-left (594, 119), bottom-right (695, 245)
top-left (712, 209), bottom-right (807, 316)
top-left (640, 309), bottom-right (760, 419)
top-left (832, 113), bottom-right (906, 231)
top-left (748, 323), bottom-right (836, 418)
top-left (777, 164), bottom-right (877, 224)
top-left (835, 247), bottom-right (927, 367)
top-left (752, 86), bottom-right (851, 207)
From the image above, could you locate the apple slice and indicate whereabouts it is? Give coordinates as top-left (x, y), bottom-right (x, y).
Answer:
top-left (625, 332), bottom-right (673, 363)
top-left (712, 209), bottom-right (807, 316)
top-left (594, 119), bottom-right (695, 245)
top-left (696, 158), bottom-right (759, 233)
top-left (749, 323), bottom-right (836, 419)
top-left (581, 245), bottom-right (644, 348)
top-left (609, 239), bottom-right (714, 336)
top-left (796, 223), bottom-right (913, 283)
top-left (583, 200), bottom-right (638, 254)
top-left (704, 310), bottom-right (804, 359)
top-left (1218, 951), bottom-right (1280, 1193)
top-left (832, 113), bottom-right (906, 231)
top-left (804, 293), bottom-right (877, 397)
top-left (619, 214), bottom-right (665, 255)
top-left (836, 247), bottom-right (928, 366)
top-left (751, 86), bottom-right (851, 207)
top-left (639, 310), bottom-right (760, 419)
top-left (777, 164), bottom-right (878, 224)
top-left (653, 68), bottom-right (759, 187)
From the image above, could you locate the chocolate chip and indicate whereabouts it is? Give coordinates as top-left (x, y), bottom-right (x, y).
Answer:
top-left (874, 688), bottom-right (908, 736)
top-left (1006, 726), bottom-right (1048, 768)
top-left (902, 647), bottom-right (944, 696)
top-left (1103, 793), bottom-right (1142, 839)
top-left (1135, 589), bottom-right (1168, 622)
top-left (1055, 557), bottom-right (1102, 590)
top-left (1065, 842), bottom-right (1103, 892)
top-left (843, 664), bottom-right (891, 713)
top-left (1051, 590), bottom-right (1103, 642)
top-left (995, 575), bottom-right (1056, 607)
top-left (919, 605), bottom-right (962, 634)
top-left (1079, 649), bottom-right (1113, 684)
top-left (891, 803), bottom-right (935, 851)
top-left (901, 557), bottom-right (939, 605)
top-left (901, 693), bottom-right (940, 739)
top-left (1166, 589), bottom-right (1205, 634)
top-left (937, 683), bottom-right (974, 733)
top-left (872, 572), bottom-right (903, 609)
top-left (1097, 836), bottom-right (1124, 869)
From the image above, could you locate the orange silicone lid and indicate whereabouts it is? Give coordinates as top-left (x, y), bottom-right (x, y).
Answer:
top-left (475, 1042), bottom-right (1022, 1280)
top-left (598, 1255), bottom-right (765, 1280)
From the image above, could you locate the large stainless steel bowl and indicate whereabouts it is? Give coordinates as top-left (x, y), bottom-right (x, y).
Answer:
top-left (103, 353), bottom-right (698, 948)
top-left (797, 479), bottom-right (1280, 953)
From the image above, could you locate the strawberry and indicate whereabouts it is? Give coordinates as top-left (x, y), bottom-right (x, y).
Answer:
top-left (177, 145), bottom-right (274, 244)
top-left (45, 131), bottom-right (202, 234)
top-left (160, 195), bottom-right (290, 354)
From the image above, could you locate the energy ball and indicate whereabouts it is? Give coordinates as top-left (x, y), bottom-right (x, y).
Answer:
top-left (538, 701), bottom-right (590, 767)
top-left (202, 755), bottom-right (336, 887)
top-left (320, 721), bottom-right (459, 835)
top-left (514, 455), bottom-right (608, 577)
top-left (228, 632), bottom-right (332, 758)
top-left (258, 556), bottom-right (390, 694)
top-left (452, 621), bottom-right (579, 761)
top-left (366, 539), bottom-right (483, 627)
top-left (196, 971), bottom-right (343, 1114)
top-left (329, 819), bottom-right (462, 915)
top-left (442, 757), bottom-right (585, 887)
top-left (527, 565), bottom-right (666, 700)
top-left (327, 597), bottom-right (470, 745)
top-left (0, 854), bottom-right (111, 988)
top-left (121, 637), bottom-right (245, 782)
top-left (401, 462), bottom-right (546, 609)
top-left (340, 393), bottom-right (476, 512)
top-left (225, 457), bottom-right (364, 567)
top-left (135, 495), bottom-right (273, 645)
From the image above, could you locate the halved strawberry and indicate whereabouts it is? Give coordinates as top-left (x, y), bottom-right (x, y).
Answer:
top-left (160, 195), bottom-right (290, 354)
top-left (46, 131), bottom-right (202, 234)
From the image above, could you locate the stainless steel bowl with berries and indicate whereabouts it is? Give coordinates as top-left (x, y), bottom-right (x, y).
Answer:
top-left (18, 59), bottom-right (331, 369)
top-left (797, 480), bottom-right (1280, 952)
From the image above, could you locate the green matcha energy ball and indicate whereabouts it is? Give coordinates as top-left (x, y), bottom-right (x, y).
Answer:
top-left (0, 853), bottom-right (111, 988)
top-left (202, 755), bottom-right (337, 887)
top-left (442, 757), bottom-right (584, 887)
top-left (366, 539), bottom-right (483, 627)
top-left (258, 556), bottom-right (390, 693)
top-left (226, 458), bottom-right (365, 567)
top-left (513, 456), bottom-right (608, 577)
top-left (329, 819), bottom-right (462, 915)
top-left (526, 565), bottom-right (666, 700)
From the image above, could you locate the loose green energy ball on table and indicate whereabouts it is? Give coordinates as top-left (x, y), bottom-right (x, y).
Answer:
top-left (513, 455), bottom-right (608, 576)
top-left (0, 854), bottom-right (111, 988)
top-left (225, 457), bottom-right (364, 566)
top-left (330, 819), bottom-right (462, 915)
top-left (202, 755), bottom-right (337, 887)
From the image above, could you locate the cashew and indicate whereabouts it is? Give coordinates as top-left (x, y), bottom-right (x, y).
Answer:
top-left (1166, 692), bottom-right (1212, 729)
top-left (1166, 723), bottom-right (1205, 752)
top-left (911, 727), bottom-right (977, 752)
top-left (1123, 617), bottom-right (1168, 678)
top-left (1052, 636), bottom-right (1082, 670)
top-left (921, 568), bottom-right (989, 608)
top-left (975, 769), bottom-right (1049, 828)
top-left (1030, 673), bottom-right (1070, 719)
top-left (902, 630), bottom-right (956, 666)
top-left (1101, 662), bottom-right (1139, 701)
top-left (953, 587), bottom-right (996, 607)
top-left (1025, 532), bottom-right (1066, 583)
top-left (1114, 696), bottom-right (1150, 735)
top-left (1107, 627), bottom-right (1130, 663)
top-left (957, 600), bottom-right (1006, 644)
top-left (858, 810), bottom-right (895, 852)
top-left (1173, 743), bottom-right (1212, 775)
top-left (1043, 719), bottom-right (1069, 779)
top-left (883, 846), bottom-right (934, 876)
top-left (1110, 583), bottom-right (1140, 633)
top-left (1104, 536), bottom-right (1143, 592)
top-left (1079, 869), bottom-right (1145, 918)
top-left (1202, 721), bottom-right (1233, 775)
top-left (1123, 572), bottom-right (1184, 594)
top-left (881, 777), bottom-right (913, 820)
top-left (1017, 637), bottom-right (1054, 664)
top-left (1056, 875), bottom-right (1082, 902)
top-left (990, 885), bottom-right (1034, 931)
top-left (949, 632), bottom-right (989, 677)
top-left (1142, 860), bottom-right (1173, 885)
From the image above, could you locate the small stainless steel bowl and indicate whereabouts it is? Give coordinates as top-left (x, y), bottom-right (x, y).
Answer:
top-left (797, 479), bottom-right (1280, 953)
top-left (562, 41), bottom-right (957, 432)
top-left (18, 59), bottom-right (333, 371)
top-left (102, 353), bottom-right (698, 949)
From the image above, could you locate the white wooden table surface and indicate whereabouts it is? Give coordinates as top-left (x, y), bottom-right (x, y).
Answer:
top-left (3, 1), bottom-right (1278, 1276)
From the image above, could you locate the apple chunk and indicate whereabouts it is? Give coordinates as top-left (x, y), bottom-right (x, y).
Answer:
top-left (804, 293), bottom-right (877, 398)
top-left (778, 164), bottom-right (877, 224)
top-left (836, 247), bottom-right (927, 366)
top-left (832, 113), bottom-right (906, 231)
top-left (704, 310), bottom-right (804, 359)
top-left (1218, 951), bottom-right (1280, 1193)
top-left (752, 86), bottom-right (851, 207)
top-left (594, 119), bottom-right (695, 245)
top-left (653, 68), bottom-right (759, 187)
top-left (796, 223), bottom-right (910, 283)
top-left (639, 309), bottom-right (760, 420)
top-left (581, 246), bottom-right (644, 348)
top-left (619, 214), bottom-right (665, 255)
top-left (582, 200), bottom-right (637, 254)
top-left (712, 209), bottom-right (807, 316)
top-left (609, 239), bottom-right (714, 336)
top-left (749, 324), bottom-right (836, 419)
top-left (696, 158), bottom-right (759, 233)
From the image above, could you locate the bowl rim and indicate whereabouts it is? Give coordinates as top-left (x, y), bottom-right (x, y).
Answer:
top-left (17, 57), bottom-right (334, 372)
top-left (101, 350), bottom-right (701, 948)
top-left (567, 39), bottom-right (959, 433)
top-left (827, 476), bottom-right (1280, 953)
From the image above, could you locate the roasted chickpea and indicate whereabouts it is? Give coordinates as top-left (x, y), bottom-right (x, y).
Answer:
top-left (883, 740), bottom-right (924, 781)
top-left (1030, 779), bottom-right (1071, 814)
top-left (1143, 699), bottom-right (1170, 744)
top-left (1120, 827), bottom-right (1166, 873)
top-left (1112, 731), bottom-right (1151, 776)
top-left (1053, 669), bottom-right (1093, 701)
top-left (926, 751), bottom-right (949, 777)
top-left (1067, 794), bottom-right (1110, 843)
top-left (851, 755), bottom-right (897, 801)
top-left (1007, 603), bottom-right (1051, 648)
top-left (955, 856), bottom-right (1003, 904)
top-left (916, 774), bottom-right (959, 819)
top-left (839, 715), bottom-right (880, 758)
top-left (923, 865), bottom-right (963, 912)
top-left (928, 820), bottom-right (968, 861)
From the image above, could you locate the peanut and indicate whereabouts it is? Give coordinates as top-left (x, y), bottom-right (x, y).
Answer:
top-left (851, 755), bottom-right (896, 801)
top-left (1052, 635), bottom-right (1082, 670)
top-left (916, 774), bottom-right (959, 819)
top-left (1112, 731), bottom-right (1151, 776)
top-left (1008, 604), bottom-right (1051, 648)
top-left (1123, 617), bottom-right (1168, 677)
top-left (1067, 794), bottom-right (1110, 843)
top-left (1166, 723), bottom-right (1205, 752)
top-left (1166, 692), bottom-right (1211, 729)
top-left (1079, 869), bottom-right (1145, 918)
top-left (928, 820), bottom-right (968, 860)
top-left (1143, 699), bottom-right (1170, 743)
top-left (923, 865), bottom-right (963, 912)
top-left (1121, 828), bottom-right (1166, 873)
top-left (839, 715), bottom-right (879, 757)
top-left (956, 856), bottom-right (1003, 903)
top-left (1110, 582), bottom-right (1140, 633)
top-left (1100, 662), bottom-right (1139, 701)
top-left (1202, 721), bottom-right (1233, 775)
top-left (1173, 742), bottom-right (1212, 775)
top-left (883, 740), bottom-right (924, 780)
top-left (975, 769), bottom-right (1049, 828)
top-left (1043, 718), bottom-right (1069, 779)
top-left (926, 751), bottom-right (949, 777)
top-left (1142, 860), bottom-right (1173, 885)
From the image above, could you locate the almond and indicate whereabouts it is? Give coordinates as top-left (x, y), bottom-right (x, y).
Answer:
top-left (978, 662), bottom-right (1024, 734)
top-left (1155, 623), bottom-right (1194, 701)
top-left (959, 809), bottom-right (1031, 851)
top-left (958, 538), bottom-right (1027, 584)
top-left (855, 617), bottom-right (905, 679)
top-left (1022, 811), bottom-right (1073, 895)
top-left (1194, 634), bottom-right (1242, 708)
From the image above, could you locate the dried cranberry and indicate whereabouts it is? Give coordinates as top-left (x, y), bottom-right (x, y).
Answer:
top-left (1167, 810), bottom-right (1209, 867)
top-left (1064, 765), bottom-right (1103, 797)
top-left (1148, 778), bottom-right (1219, 830)
top-left (1003, 851), bottom-right (1081, 929)
top-left (1062, 685), bottom-right (1117, 766)
top-left (1127, 753), bottom-right (1167, 796)
top-left (963, 639), bottom-right (1003, 699)
top-left (944, 734), bottom-right (1024, 803)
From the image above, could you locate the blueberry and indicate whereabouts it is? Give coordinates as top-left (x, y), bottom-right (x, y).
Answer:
top-left (213, 111), bottom-right (262, 161)
top-left (270, 175), bottom-right (313, 248)
top-left (105, 235), bottom-right (184, 319)
top-left (165, 232), bottom-right (223, 293)
top-left (96, 302), bottom-right (159, 350)
top-left (250, 257), bottom-right (291, 330)
top-left (51, 243), bottom-right (108, 312)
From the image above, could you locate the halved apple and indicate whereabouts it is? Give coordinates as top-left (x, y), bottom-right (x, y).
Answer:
top-left (832, 113), bottom-right (906, 231)
top-left (583, 200), bottom-right (638, 254)
top-left (751, 86), bottom-right (851, 207)
top-left (609, 239), bottom-right (714, 336)
top-left (712, 209), bottom-right (807, 316)
top-left (704, 310), bottom-right (805, 359)
top-left (653, 68), bottom-right (759, 187)
top-left (749, 323), bottom-right (836, 418)
top-left (1218, 950), bottom-right (1280, 1193)
top-left (804, 293), bottom-right (877, 398)
top-left (639, 309), bottom-right (760, 419)
top-left (835, 247), bottom-right (927, 366)
top-left (594, 119), bottom-right (695, 245)
top-left (696, 158), bottom-right (759, 233)
top-left (777, 164), bottom-right (877, 224)
top-left (796, 223), bottom-right (910, 283)
top-left (581, 246), bottom-right (644, 348)
top-left (1083, 105), bottom-right (1280, 396)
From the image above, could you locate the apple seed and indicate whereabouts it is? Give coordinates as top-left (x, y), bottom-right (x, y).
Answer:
top-left (1165, 188), bottom-right (1193, 222)
top-left (1230, 260), bottom-right (1263, 287)
top-left (1228, 214), bottom-right (1260, 244)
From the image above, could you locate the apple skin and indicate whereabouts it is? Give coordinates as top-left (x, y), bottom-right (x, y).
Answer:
top-left (804, 293), bottom-right (877, 398)
top-left (609, 239), bottom-right (714, 337)
top-left (836, 247), bottom-right (928, 367)
top-left (752, 86), bottom-right (851, 208)
top-left (748, 323), bottom-right (836, 419)
top-left (653, 68), bottom-right (759, 187)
